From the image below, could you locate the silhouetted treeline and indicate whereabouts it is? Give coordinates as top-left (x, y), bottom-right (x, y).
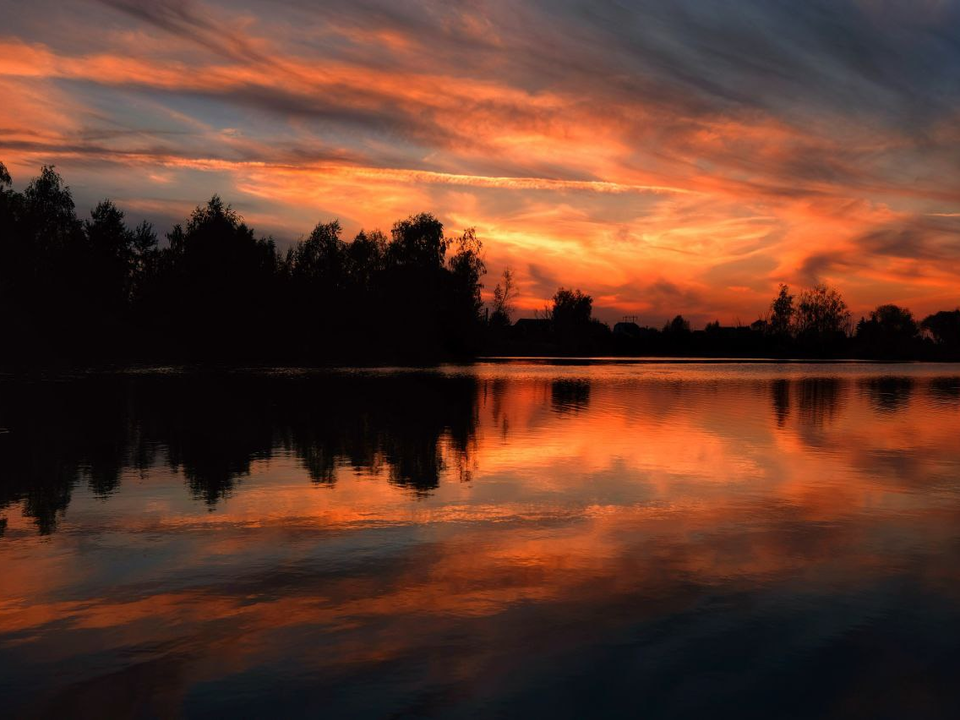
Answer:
top-left (489, 281), bottom-right (960, 359)
top-left (4, 162), bottom-right (960, 363)
top-left (0, 163), bottom-right (485, 364)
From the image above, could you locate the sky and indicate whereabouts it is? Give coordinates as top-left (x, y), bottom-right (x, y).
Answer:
top-left (2, 0), bottom-right (960, 326)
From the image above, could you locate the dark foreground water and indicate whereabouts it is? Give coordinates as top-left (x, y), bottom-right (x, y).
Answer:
top-left (2, 362), bottom-right (960, 719)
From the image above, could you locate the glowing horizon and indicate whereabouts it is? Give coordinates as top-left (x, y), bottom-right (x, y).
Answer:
top-left (2, 0), bottom-right (960, 326)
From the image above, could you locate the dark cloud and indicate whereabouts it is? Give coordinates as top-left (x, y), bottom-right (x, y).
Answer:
top-left (0, 136), bottom-right (367, 169)
top-left (95, 0), bottom-right (274, 65)
top-left (703, 252), bottom-right (779, 290)
top-left (594, 277), bottom-right (707, 323)
top-left (99, 0), bottom-right (960, 135)
top-left (646, 277), bottom-right (704, 308)
top-left (526, 262), bottom-right (564, 302)
top-left (247, 0), bottom-right (960, 133)
top-left (798, 251), bottom-right (858, 285)
top-left (16, 0), bottom-right (960, 145)
top-left (856, 215), bottom-right (960, 262)
top-left (17, 0), bottom-right (960, 194)
top-left (522, 0), bottom-right (960, 131)
top-left (6, 0), bottom-right (960, 320)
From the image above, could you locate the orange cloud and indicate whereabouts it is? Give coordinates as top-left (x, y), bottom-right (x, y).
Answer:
top-left (2, 3), bottom-right (960, 324)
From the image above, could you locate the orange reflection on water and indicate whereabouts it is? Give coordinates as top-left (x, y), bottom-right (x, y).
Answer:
top-left (2, 364), bottom-right (960, 717)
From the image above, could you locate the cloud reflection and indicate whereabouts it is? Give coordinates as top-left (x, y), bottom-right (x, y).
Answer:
top-left (3, 365), bottom-right (960, 715)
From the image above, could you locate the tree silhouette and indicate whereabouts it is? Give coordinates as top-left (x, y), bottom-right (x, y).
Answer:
top-left (346, 229), bottom-right (388, 289)
top-left (770, 284), bottom-right (795, 337)
top-left (552, 288), bottom-right (592, 328)
top-left (3, 159), bottom-right (960, 363)
top-left (286, 220), bottom-right (347, 288)
top-left (81, 200), bottom-right (157, 349)
top-left (0, 162), bottom-right (22, 337)
top-left (444, 228), bottom-right (486, 354)
top-left (389, 212), bottom-right (448, 269)
top-left (147, 196), bottom-right (279, 358)
top-left (282, 219), bottom-right (350, 353)
top-left (550, 287), bottom-right (594, 351)
top-left (921, 310), bottom-right (960, 350)
top-left (0, 165), bottom-right (88, 357)
top-left (490, 268), bottom-right (518, 328)
top-left (855, 305), bottom-right (919, 358)
top-left (795, 283), bottom-right (850, 351)
top-left (664, 315), bottom-right (691, 335)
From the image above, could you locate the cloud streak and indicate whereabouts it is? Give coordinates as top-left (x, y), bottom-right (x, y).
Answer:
top-left (1, 0), bottom-right (960, 323)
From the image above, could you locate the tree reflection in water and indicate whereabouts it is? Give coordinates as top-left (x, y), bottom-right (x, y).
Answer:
top-left (4, 365), bottom-right (960, 719)
top-left (0, 372), bottom-right (479, 532)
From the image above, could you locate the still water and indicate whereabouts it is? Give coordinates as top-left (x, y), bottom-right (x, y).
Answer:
top-left (2, 361), bottom-right (960, 718)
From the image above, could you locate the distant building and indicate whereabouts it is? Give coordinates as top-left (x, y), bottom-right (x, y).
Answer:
top-left (613, 321), bottom-right (642, 339)
top-left (705, 324), bottom-right (759, 339)
top-left (615, 315), bottom-right (659, 340)
top-left (513, 318), bottom-right (551, 336)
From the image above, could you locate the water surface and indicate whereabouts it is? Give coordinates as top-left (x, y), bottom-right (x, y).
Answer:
top-left (2, 362), bottom-right (960, 718)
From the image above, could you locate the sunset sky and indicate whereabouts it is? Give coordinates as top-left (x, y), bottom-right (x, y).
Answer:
top-left (2, 0), bottom-right (960, 325)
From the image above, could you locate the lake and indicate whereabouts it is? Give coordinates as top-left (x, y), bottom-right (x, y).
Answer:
top-left (2, 361), bottom-right (960, 718)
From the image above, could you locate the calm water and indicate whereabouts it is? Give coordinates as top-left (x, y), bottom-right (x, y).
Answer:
top-left (3, 362), bottom-right (960, 718)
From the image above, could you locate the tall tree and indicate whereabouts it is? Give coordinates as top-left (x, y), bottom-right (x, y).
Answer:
top-left (855, 304), bottom-right (918, 357)
top-left (795, 283), bottom-right (850, 342)
top-left (552, 288), bottom-right (592, 329)
top-left (769, 284), bottom-right (795, 337)
top-left (155, 196), bottom-right (279, 357)
top-left (389, 212), bottom-right (447, 269)
top-left (490, 268), bottom-right (518, 328)
top-left (18, 166), bottom-right (85, 352)
top-left (287, 220), bottom-right (346, 287)
top-left (550, 287), bottom-right (593, 352)
top-left (347, 229), bottom-right (387, 289)
top-left (444, 228), bottom-right (486, 354)
top-left (664, 315), bottom-right (691, 335)
top-left (921, 310), bottom-right (960, 349)
top-left (83, 200), bottom-right (141, 318)
top-left (0, 162), bottom-right (20, 303)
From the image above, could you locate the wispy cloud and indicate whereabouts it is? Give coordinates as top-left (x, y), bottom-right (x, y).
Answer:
top-left (2, 0), bottom-right (960, 322)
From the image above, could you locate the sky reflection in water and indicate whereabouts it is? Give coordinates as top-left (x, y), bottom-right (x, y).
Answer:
top-left (2, 362), bottom-right (960, 718)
